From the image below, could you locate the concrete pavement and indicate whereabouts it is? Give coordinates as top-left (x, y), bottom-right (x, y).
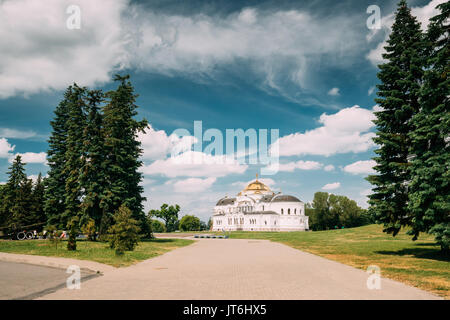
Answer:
top-left (0, 261), bottom-right (99, 300)
top-left (35, 238), bottom-right (440, 300)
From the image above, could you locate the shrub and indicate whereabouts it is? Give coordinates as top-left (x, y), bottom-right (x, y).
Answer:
top-left (179, 215), bottom-right (201, 231)
top-left (81, 218), bottom-right (97, 241)
top-left (108, 205), bottom-right (140, 255)
top-left (46, 225), bottom-right (62, 249)
top-left (151, 219), bottom-right (166, 233)
top-left (66, 216), bottom-right (79, 251)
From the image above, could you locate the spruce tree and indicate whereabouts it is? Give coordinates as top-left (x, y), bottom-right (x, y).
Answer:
top-left (102, 75), bottom-right (148, 234)
top-left (408, 2), bottom-right (449, 252)
top-left (79, 89), bottom-right (106, 230)
top-left (31, 173), bottom-right (46, 229)
top-left (45, 87), bottom-right (71, 228)
top-left (3, 156), bottom-right (31, 230)
top-left (63, 84), bottom-right (87, 228)
top-left (367, 0), bottom-right (424, 236)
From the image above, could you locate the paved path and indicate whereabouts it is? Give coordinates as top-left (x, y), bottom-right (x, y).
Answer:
top-left (37, 238), bottom-right (440, 300)
top-left (0, 261), bottom-right (99, 300)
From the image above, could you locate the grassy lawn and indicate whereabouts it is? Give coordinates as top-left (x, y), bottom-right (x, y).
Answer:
top-left (224, 224), bottom-right (449, 299)
top-left (0, 238), bottom-right (194, 268)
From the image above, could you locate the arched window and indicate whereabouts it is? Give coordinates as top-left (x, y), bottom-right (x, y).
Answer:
top-left (288, 208), bottom-right (291, 215)
top-left (294, 208), bottom-right (297, 215)
top-left (281, 209), bottom-right (284, 215)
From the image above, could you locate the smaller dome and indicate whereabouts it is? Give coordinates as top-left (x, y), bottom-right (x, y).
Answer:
top-left (271, 194), bottom-right (301, 202)
top-left (216, 197), bottom-right (236, 206)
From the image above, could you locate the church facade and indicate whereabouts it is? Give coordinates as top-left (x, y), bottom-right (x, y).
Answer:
top-left (212, 176), bottom-right (309, 232)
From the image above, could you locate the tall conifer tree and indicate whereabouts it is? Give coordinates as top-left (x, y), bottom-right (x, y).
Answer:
top-left (3, 156), bottom-right (31, 229)
top-left (63, 84), bottom-right (87, 227)
top-left (368, 0), bottom-right (424, 236)
top-left (101, 75), bottom-right (148, 234)
top-left (45, 87), bottom-right (71, 228)
top-left (408, 2), bottom-right (449, 252)
top-left (80, 89), bottom-right (106, 229)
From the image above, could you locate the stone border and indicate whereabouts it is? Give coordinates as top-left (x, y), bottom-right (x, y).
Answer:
top-left (0, 252), bottom-right (115, 274)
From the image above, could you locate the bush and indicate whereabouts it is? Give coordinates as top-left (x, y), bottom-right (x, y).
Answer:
top-left (46, 225), bottom-right (62, 249)
top-left (151, 219), bottom-right (166, 233)
top-left (66, 216), bottom-right (79, 251)
top-left (179, 215), bottom-right (201, 232)
top-left (81, 218), bottom-right (97, 241)
top-left (108, 205), bottom-right (141, 255)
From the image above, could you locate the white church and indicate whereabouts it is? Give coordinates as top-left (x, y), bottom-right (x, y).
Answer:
top-left (212, 175), bottom-right (309, 232)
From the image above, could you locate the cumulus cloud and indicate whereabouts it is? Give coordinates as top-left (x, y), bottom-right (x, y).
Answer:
top-left (0, 1), bottom-right (362, 101)
top-left (324, 164), bottom-right (335, 172)
top-left (0, 0), bottom-right (128, 98)
top-left (266, 160), bottom-right (323, 172)
top-left (367, 0), bottom-right (445, 66)
top-left (343, 160), bottom-right (376, 175)
top-left (322, 182), bottom-right (340, 190)
top-left (170, 177), bottom-right (217, 193)
top-left (231, 178), bottom-right (276, 188)
top-left (9, 152), bottom-right (47, 164)
top-left (327, 88), bottom-right (340, 96)
top-left (141, 150), bottom-right (247, 178)
top-left (138, 125), bottom-right (197, 161)
top-left (276, 105), bottom-right (376, 157)
top-left (0, 138), bottom-right (14, 158)
top-left (0, 128), bottom-right (37, 139)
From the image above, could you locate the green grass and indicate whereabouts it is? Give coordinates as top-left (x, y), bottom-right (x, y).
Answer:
top-left (222, 224), bottom-right (449, 299)
top-left (0, 238), bottom-right (194, 268)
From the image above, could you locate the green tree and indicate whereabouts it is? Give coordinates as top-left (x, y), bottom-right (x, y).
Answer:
top-left (31, 173), bottom-right (46, 229)
top-left (368, 0), bottom-right (424, 236)
top-left (312, 192), bottom-right (333, 230)
top-left (408, 2), bottom-right (449, 252)
top-left (150, 219), bottom-right (166, 233)
top-left (67, 216), bottom-right (79, 251)
top-left (45, 87), bottom-right (71, 228)
top-left (3, 156), bottom-right (31, 230)
top-left (108, 205), bottom-right (141, 255)
top-left (81, 217), bottom-right (97, 241)
top-left (102, 75), bottom-right (148, 235)
top-left (150, 204), bottom-right (180, 232)
top-left (179, 215), bottom-right (201, 231)
top-left (79, 89), bottom-right (107, 230)
top-left (63, 84), bottom-right (87, 230)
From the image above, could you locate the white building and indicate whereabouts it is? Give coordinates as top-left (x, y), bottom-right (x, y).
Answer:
top-left (212, 176), bottom-right (309, 231)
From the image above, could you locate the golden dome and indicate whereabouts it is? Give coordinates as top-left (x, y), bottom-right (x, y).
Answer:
top-left (238, 174), bottom-right (273, 195)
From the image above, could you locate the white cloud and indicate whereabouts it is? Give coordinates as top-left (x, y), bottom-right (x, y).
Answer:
top-left (276, 105), bottom-right (376, 157)
top-left (138, 125), bottom-right (197, 161)
top-left (231, 178), bottom-right (276, 189)
top-left (171, 177), bottom-right (217, 193)
top-left (141, 150), bottom-right (247, 178)
top-left (367, 0), bottom-right (446, 66)
top-left (343, 160), bottom-right (376, 175)
top-left (0, 2), bottom-right (362, 101)
top-left (266, 160), bottom-right (323, 172)
top-left (327, 87), bottom-right (340, 96)
top-left (322, 182), bottom-right (340, 190)
top-left (324, 164), bottom-right (335, 172)
top-left (0, 138), bottom-right (14, 158)
top-left (10, 152), bottom-right (47, 164)
top-left (0, 0), bottom-right (128, 98)
top-left (0, 128), bottom-right (37, 139)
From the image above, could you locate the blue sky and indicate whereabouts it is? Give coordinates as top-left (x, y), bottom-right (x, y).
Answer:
top-left (0, 0), bottom-right (444, 221)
